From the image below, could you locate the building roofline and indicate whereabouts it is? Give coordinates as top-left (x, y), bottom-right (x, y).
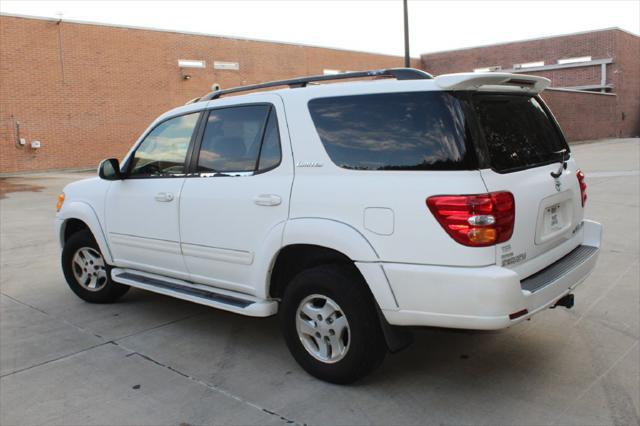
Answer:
top-left (421, 27), bottom-right (639, 57)
top-left (0, 12), bottom-right (421, 60)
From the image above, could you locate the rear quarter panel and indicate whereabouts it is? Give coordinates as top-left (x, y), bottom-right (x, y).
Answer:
top-left (282, 85), bottom-right (495, 267)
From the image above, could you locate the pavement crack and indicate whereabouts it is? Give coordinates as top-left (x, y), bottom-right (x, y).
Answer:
top-left (1, 292), bottom-right (101, 337)
top-left (1, 291), bottom-right (204, 343)
top-left (261, 408), bottom-right (301, 424)
top-left (0, 341), bottom-right (117, 378)
top-left (125, 350), bottom-right (305, 426)
top-left (113, 312), bottom-right (205, 342)
top-left (574, 259), bottom-right (639, 327)
top-left (556, 340), bottom-right (639, 423)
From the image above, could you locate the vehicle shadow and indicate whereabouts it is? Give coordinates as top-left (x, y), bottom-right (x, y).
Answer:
top-left (109, 291), bottom-right (577, 424)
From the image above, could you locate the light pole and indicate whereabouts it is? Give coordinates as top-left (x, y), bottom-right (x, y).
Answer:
top-left (403, 0), bottom-right (410, 67)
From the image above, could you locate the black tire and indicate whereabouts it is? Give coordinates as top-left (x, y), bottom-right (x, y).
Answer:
top-left (281, 264), bottom-right (386, 384)
top-left (61, 229), bottom-right (129, 303)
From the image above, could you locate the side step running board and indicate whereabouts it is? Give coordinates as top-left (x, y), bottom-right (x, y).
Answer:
top-left (111, 268), bottom-right (278, 317)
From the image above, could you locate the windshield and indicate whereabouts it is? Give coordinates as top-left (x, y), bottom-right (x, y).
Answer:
top-left (470, 94), bottom-right (569, 173)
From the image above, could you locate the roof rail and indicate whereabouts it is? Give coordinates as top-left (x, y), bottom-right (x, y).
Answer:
top-left (196, 68), bottom-right (432, 102)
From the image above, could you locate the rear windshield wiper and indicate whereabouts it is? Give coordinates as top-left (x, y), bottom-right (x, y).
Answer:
top-left (550, 149), bottom-right (568, 178)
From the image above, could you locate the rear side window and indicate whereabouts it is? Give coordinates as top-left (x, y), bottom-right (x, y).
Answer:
top-left (257, 109), bottom-right (281, 172)
top-left (471, 95), bottom-right (568, 173)
top-left (308, 92), bottom-right (473, 171)
top-left (198, 106), bottom-right (272, 173)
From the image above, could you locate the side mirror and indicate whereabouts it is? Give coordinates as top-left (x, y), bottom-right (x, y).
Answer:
top-left (98, 158), bottom-right (122, 180)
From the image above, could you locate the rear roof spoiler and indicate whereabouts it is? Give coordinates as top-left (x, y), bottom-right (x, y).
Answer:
top-left (434, 72), bottom-right (550, 94)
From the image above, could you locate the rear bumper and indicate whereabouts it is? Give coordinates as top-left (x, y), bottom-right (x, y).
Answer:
top-left (380, 220), bottom-right (602, 330)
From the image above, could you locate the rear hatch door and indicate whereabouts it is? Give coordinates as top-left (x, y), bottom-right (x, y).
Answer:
top-left (470, 93), bottom-right (585, 279)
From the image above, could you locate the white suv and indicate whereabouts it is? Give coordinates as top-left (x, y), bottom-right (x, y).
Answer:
top-left (56, 68), bottom-right (602, 383)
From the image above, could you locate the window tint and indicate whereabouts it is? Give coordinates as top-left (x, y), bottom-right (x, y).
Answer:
top-left (471, 95), bottom-right (568, 172)
top-left (257, 110), bottom-right (281, 172)
top-left (198, 106), bottom-right (271, 173)
top-left (130, 113), bottom-right (199, 177)
top-left (308, 92), bottom-right (473, 171)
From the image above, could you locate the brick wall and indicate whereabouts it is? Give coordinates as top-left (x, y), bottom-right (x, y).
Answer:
top-left (541, 90), bottom-right (618, 141)
top-left (0, 15), bottom-right (419, 173)
top-left (421, 28), bottom-right (639, 142)
top-left (1, 15), bottom-right (637, 174)
top-left (614, 30), bottom-right (640, 137)
top-left (421, 29), bottom-right (617, 76)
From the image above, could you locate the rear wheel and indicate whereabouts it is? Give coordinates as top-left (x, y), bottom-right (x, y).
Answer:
top-left (281, 264), bottom-right (386, 384)
top-left (62, 229), bottom-right (129, 303)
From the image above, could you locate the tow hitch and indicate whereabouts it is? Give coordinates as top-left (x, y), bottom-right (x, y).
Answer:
top-left (551, 293), bottom-right (575, 309)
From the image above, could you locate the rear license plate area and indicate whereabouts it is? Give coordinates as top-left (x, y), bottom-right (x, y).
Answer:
top-left (545, 204), bottom-right (563, 230)
top-left (535, 196), bottom-right (574, 245)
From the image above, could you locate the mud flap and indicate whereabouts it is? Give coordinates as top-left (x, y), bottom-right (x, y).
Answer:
top-left (376, 305), bottom-right (414, 353)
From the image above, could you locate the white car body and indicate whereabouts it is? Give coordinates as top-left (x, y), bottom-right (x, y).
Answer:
top-left (56, 70), bottom-right (602, 332)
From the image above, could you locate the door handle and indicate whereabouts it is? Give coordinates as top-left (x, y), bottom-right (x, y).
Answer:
top-left (253, 194), bottom-right (281, 206)
top-left (155, 192), bottom-right (174, 202)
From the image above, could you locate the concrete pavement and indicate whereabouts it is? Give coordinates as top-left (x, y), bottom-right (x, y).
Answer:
top-left (1, 138), bottom-right (638, 425)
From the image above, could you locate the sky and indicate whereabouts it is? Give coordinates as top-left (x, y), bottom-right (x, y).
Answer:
top-left (1, 0), bottom-right (638, 57)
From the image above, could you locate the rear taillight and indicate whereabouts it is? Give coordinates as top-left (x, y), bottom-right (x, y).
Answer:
top-left (576, 169), bottom-right (587, 207)
top-left (427, 191), bottom-right (515, 247)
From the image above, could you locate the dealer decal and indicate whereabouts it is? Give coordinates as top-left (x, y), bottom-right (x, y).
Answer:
top-left (502, 251), bottom-right (527, 267)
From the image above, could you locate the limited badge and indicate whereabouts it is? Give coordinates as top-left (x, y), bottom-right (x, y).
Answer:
top-left (296, 161), bottom-right (323, 168)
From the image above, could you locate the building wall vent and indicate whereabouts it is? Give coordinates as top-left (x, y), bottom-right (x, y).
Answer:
top-left (513, 61), bottom-right (545, 69)
top-left (214, 61), bottom-right (240, 70)
top-left (558, 56), bottom-right (592, 64)
top-left (178, 59), bottom-right (206, 69)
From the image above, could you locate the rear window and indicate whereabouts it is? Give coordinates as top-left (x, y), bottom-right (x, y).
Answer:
top-left (308, 92), bottom-right (474, 171)
top-left (471, 95), bottom-right (568, 173)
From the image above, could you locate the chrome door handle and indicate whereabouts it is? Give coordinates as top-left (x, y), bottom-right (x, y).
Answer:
top-left (253, 194), bottom-right (281, 206)
top-left (155, 192), bottom-right (174, 202)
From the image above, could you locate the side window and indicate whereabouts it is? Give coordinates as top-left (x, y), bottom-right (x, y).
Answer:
top-left (197, 105), bottom-right (282, 174)
top-left (198, 106), bottom-right (270, 173)
top-left (129, 113), bottom-right (199, 177)
top-left (257, 109), bottom-right (282, 172)
top-left (308, 92), bottom-right (472, 171)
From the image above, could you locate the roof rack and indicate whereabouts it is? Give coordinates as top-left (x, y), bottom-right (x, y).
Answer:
top-left (196, 68), bottom-right (432, 102)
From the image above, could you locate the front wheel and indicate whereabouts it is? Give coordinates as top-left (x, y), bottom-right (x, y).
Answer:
top-left (61, 229), bottom-right (129, 303)
top-left (281, 264), bottom-right (386, 384)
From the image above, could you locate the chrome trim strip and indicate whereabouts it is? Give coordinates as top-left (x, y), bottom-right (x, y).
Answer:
top-left (181, 243), bottom-right (254, 265)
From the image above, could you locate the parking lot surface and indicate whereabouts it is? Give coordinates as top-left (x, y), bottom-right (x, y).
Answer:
top-left (1, 138), bottom-right (638, 426)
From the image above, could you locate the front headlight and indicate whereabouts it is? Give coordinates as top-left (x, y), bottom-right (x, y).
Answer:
top-left (56, 192), bottom-right (65, 212)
